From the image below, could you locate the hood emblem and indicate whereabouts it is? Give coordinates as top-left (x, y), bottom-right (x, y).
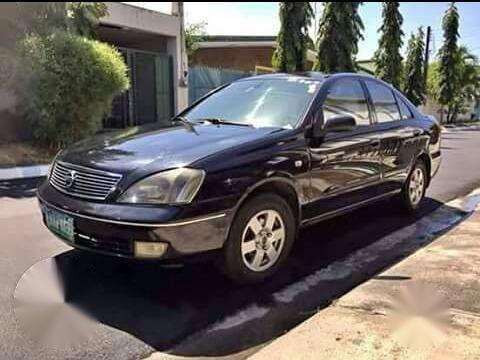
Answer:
top-left (65, 170), bottom-right (77, 189)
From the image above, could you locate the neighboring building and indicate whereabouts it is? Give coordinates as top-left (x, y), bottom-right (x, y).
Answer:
top-left (356, 59), bottom-right (375, 75)
top-left (420, 98), bottom-right (479, 122)
top-left (191, 35), bottom-right (316, 73)
top-left (0, 2), bottom-right (187, 141)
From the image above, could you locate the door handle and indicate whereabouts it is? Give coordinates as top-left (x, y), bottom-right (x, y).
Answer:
top-left (370, 139), bottom-right (381, 148)
top-left (412, 129), bottom-right (422, 137)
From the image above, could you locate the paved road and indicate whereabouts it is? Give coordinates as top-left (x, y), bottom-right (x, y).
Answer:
top-left (1, 129), bottom-right (480, 360)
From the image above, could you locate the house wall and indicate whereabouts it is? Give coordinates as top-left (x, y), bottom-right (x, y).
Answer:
top-left (192, 46), bottom-right (275, 73)
top-left (0, 3), bottom-right (60, 141)
top-left (0, 42), bottom-right (22, 142)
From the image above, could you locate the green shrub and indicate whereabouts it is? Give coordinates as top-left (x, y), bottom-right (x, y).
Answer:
top-left (17, 31), bottom-right (129, 148)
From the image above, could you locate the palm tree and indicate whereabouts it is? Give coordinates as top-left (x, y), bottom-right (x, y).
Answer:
top-left (450, 46), bottom-right (480, 121)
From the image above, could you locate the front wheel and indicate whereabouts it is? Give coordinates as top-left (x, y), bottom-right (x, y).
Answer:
top-left (220, 193), bottom-right (296, 284)
top-left (399, 159), bottom-right (428, 212)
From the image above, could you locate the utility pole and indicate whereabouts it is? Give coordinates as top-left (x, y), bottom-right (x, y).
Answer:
top-left (423, 26), bottom-right (431, 95)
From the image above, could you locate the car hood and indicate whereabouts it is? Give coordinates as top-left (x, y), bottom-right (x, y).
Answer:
top-left (58, 122), bottom-right (283, 174)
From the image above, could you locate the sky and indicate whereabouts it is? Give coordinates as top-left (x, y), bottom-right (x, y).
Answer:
top-left (126, 2), bottom-right (480, 61)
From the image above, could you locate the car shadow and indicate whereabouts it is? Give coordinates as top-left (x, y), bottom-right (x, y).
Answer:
top-left (50, 196), bottom-right (464, 356)
top-left (0, 177), bottom-right (44, 199)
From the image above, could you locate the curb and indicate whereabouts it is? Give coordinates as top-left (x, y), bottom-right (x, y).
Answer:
top-left (441, 124), bottom-right (480, 132)
top-left (0, 165), bottom-right (49, 181)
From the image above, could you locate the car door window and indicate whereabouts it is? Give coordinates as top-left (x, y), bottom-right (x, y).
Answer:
top-left (396, 95), bottom-right (413, 120)
top-left (323, 79), bottom-right (371, 126)
top-left (365, 81), bottom-right (400, 123)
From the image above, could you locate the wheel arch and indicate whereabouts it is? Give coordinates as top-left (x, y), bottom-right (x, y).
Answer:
top-left (229, 177), bottom-right (302, 233)
top-left (416, 152), bottom-right (432, 186)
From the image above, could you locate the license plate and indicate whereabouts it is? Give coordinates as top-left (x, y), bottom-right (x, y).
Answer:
top-left (44, 207), bottom-right (74, 242)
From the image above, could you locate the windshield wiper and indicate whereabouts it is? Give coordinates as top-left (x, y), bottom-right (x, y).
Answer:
top-left (201, 118), bottom-right (253, 127)
top-left (171, 116), bottom-right (197, 133)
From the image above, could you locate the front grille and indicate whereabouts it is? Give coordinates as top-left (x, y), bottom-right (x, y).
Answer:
top-left (50, 161), bottom-right (122, 200)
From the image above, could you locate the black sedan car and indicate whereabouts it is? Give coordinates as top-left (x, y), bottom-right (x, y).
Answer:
top-left (38, 72), bottom-right (441, 283)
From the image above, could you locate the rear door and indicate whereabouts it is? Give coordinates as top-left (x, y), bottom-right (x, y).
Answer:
top-left (304, 78), bottom-right (382, 220)
top-left (363, 80), bottom-right (425, 193)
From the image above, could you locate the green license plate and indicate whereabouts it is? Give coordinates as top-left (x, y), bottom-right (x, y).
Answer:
top-left (44, 207), bottom-right (74, 242)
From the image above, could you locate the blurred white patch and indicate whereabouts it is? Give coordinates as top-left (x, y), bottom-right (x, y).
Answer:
top-left (386, 282), bottom-right (451, 351)
top-left (14, 258), bottom-right (96, 351)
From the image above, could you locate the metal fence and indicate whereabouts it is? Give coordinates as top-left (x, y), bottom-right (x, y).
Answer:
top-left (188, 66), bottom-right (250, 104)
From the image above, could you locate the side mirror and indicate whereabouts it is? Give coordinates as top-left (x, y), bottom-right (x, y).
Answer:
top-left (324, 115), bottom-right (356, 132)
top-left (306, 111), bottom-right (356, 140)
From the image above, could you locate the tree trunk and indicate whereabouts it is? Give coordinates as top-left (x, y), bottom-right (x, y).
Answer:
top-left (447, 106), bottom-right (454, 124)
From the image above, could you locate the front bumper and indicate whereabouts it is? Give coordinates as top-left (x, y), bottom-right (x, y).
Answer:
top-left (37, 182), bottom-right (232, 260)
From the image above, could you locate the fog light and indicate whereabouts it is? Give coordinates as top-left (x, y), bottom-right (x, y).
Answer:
top-left (134, 241), bottom-right (168, 258)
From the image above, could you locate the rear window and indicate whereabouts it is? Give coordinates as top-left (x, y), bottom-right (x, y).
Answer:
top-left (397, 96), bottom-right (413, 120)
top-left (365, 81), bottom-right (400, 123)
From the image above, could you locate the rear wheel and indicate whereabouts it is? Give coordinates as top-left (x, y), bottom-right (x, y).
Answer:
top-left (399, 159), bottom-right (427, 212)
top-left (220, 193), bottom-right (296, 284)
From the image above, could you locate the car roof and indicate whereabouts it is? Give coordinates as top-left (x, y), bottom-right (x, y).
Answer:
top-left (238, 71), bottom-right (399, 92)
top-left (239, 71), bottom-right (377, 82)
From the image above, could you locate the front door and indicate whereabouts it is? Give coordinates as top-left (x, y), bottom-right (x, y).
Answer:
top-left (304, 78), bottom-right (382, 221)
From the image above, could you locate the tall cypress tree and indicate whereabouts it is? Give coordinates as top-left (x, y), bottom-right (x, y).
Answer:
top-left (314, 2), bottom-right (364, 73)
top-left (438, 2), bottom-right (460, 123)
top-left (374, 2), bottom-right (404, 88)
top-left (272, 2), bottom-right (313, 73)
top-left (403, 28), bottom-right (426, 106)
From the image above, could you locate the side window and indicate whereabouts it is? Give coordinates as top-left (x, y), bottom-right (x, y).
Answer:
top-left (323, 79), bottom-right (371, 126)
top-left (365, 81), bottom-right (400, 123)
top-left (397, 96), bottom-right (413, 120)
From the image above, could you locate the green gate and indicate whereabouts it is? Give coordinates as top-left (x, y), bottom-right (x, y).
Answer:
top-left (105, 48), bottom-right (174, 128)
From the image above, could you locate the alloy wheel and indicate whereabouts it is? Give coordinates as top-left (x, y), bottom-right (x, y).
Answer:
top-left (241, 209), bottom-right (286, 272)
top-left (408, 167), bottom-right (425, 206)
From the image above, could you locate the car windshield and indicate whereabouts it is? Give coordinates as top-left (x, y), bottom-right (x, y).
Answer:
top-left (184, 77), bottom-right (322, 128)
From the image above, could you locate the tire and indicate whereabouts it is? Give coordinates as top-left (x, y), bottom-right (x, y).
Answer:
top-left (220, 193), bottom-right (296, 284)
top-left (399, 159), bottom-right (428, 212)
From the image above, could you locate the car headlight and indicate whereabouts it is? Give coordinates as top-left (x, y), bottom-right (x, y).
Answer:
top-left (118, 168), bottom-right (205, 204)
